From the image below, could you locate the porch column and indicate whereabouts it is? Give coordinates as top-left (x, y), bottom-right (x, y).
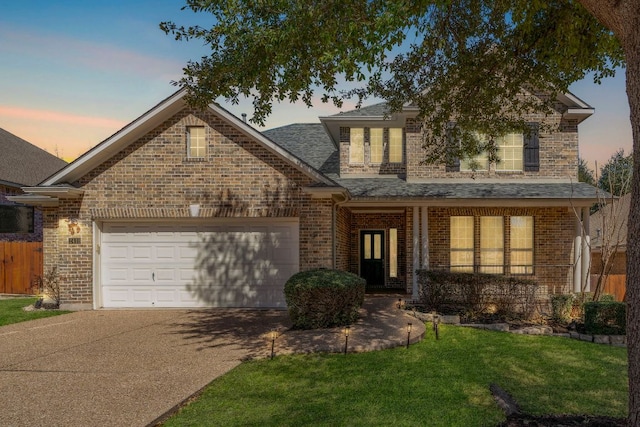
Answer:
top-left (413, 207), bottom-right (420, 298)
top-left (573, 212), bottom-right (582, 293)
top-left (581, 207), bottom-right (591, 292)
top-left (421, 207), bottom-right (429, 269)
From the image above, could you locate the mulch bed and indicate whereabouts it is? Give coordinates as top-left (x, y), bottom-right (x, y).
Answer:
top-left (499, 414), bottom-right (626, 426)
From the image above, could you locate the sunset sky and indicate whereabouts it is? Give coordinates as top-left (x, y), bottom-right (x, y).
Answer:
top-left (0, 1), bottom-right (632, 171)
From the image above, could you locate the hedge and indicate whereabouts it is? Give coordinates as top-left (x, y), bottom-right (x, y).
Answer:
top-left (417, 269), bottom-right (538, 320)
top-left (284, 269), bottom-right (365, 329)
top-left (584, 301), bottom-right (626, 335)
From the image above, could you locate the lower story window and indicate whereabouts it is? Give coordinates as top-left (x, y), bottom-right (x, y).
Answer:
top-left (449, 215), bottom-right (534, 274)
top-left (450, 216), bottom-right (474, 272)
top-left (510, 216), bottom-right (534, 274)
top-left (389, 228), bottom-right (398, 278)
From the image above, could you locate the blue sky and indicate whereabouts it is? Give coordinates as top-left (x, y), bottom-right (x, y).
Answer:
top-left (0, 1), bottom-right (632, 169)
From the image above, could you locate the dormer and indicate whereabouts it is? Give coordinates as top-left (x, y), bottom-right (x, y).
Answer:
top-left (320, 103), bottom-right (416, 178)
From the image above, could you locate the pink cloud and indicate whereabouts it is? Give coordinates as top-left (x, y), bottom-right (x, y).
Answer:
top-left (0, 105), bottom-right (125, 129)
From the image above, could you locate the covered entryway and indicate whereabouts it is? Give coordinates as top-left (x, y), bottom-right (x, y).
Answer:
top-left (98, 219), bottom-right (299, 308)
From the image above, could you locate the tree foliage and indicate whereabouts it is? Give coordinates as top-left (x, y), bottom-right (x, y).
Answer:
top-left (578, 157), bottom-right (596, 186)
top-left (598, 149), bottom-right (633, 196)
top-left (161, 0), bottom-right (622, 164)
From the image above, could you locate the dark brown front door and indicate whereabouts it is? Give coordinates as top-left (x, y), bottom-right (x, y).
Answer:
top-left (360, 230), bottom-right (384, 288)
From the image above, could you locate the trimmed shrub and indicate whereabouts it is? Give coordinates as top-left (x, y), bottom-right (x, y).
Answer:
top-left (584, 301), bottom-right (626, 335)
top-left (284, 269), bottom-right (366, 329)
top-left (550, 294), bottom-right (575, 323)
top-left (417, 269), bottom-right (538, 320)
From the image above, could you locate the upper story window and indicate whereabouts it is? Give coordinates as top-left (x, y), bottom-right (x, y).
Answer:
top-left (460, 133), bottom-right (523, 172)
top-left (450, 123), bottom-right (539, 173)
top-left (187, 126), bottom-right (206, 158)
top-left (370, 128), bottom-right (384, 164)
top-left (389, 128), bottom-right (403, 163)
top-left (349, 128), bottom-right (365, 164)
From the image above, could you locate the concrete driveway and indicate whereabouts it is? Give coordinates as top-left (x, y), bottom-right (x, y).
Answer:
top-left (0, 297), bottom-right (423, 427)
top-left (0, 309), bottom-right (291, 427)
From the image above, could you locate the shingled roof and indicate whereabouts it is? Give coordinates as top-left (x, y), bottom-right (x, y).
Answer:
top-left (0, 128), bottom-right (67, 186)
top-left (264, 121), bottom-right (601, 203)
top-left (263, 123), bottom-right (338, 175)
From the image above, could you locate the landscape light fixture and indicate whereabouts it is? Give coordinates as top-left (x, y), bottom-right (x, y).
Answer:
top-left (270, 329), bottom-right (278, 360)
top-left (343, 326), bottom-right (350, 354)
top-left (397, 298), bottom-right (403, 309)
top-left (406, 323), bottom-right (413, 349)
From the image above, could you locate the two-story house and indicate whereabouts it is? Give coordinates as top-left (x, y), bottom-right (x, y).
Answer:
top-left (10, 90), bottom-right (597, 310)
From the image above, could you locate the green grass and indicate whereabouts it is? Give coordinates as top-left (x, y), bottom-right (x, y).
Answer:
top-left (164, 324), bottom-right (628, 427)
top-left (0, 298), bottom-right (70, 326)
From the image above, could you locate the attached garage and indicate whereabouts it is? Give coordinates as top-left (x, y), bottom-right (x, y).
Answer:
top-left (98, 219), bottom-right (299, 308)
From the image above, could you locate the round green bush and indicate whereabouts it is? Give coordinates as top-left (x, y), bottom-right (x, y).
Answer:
top-left (284, 268), bottom-right (366, 329)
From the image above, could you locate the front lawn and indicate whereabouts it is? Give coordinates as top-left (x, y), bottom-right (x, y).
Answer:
top-left (164, 324), bottom-right (627, 427)
top-left (0, 298), bottom-right (70, 326)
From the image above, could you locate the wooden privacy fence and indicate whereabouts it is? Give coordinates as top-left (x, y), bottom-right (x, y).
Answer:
top-left (0, 242), bottom-right (42, 294)
top-left (590, 274), bottom-right (626, 302)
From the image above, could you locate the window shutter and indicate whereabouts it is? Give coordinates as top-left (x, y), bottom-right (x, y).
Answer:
top-left (445, 123), bottom-right (460, 172)
top-left (523, 123), bottom-right (539, 172)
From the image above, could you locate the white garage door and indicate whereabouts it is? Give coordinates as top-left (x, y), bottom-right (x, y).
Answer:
top-left (100, 220), bottom-right (299, 308)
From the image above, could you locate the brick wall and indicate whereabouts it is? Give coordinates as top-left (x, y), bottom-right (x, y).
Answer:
top-left (335, 206), bottom-right (352, 271)
top-left (46, 108), bottom-right (333, 307)
top-left (406, 105), bottom-right (579, 180)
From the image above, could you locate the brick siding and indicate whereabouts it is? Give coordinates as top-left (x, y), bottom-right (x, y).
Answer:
top-left (46, 109), bottom-right (333, 306)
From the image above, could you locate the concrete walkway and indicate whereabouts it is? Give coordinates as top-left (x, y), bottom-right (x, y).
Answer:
top-left (0, 296), bottom-right (424, 427)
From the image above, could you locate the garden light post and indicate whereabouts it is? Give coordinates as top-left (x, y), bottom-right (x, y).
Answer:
top-left (270, 329), bottom-right (278, 360)
top-left (343, 326), bottom-right (350, 354)
top-left (406, 322), bottom-right (412, 349)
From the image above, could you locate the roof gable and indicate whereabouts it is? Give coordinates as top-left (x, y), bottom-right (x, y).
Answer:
top-left (42, 90), bottom-right (334, 187)
top-left (0, 128), bottom-right (67, 186)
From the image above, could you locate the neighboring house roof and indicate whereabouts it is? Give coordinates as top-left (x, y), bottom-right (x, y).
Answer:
top-left (0, 128), bottom-right (67, 186)
top-left (590, 193), bottom-right (629, 250)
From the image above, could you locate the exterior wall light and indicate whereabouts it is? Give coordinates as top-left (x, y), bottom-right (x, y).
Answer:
top-left (189, 204), bottom-right (200, 217)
